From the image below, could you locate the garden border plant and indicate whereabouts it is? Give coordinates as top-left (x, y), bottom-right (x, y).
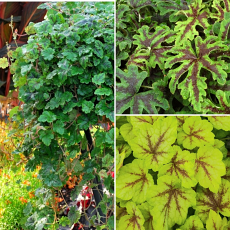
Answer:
top-left (116, 0), bottom-right (230, 114)
top-left (0, 2), bottom-right (114, 230)
top-left (116, 116), bottom-right (230, 229)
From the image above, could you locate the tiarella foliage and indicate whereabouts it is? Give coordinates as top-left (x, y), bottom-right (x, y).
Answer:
top-left (116, 116), bottom-right (230, 229)
top-left (7, 2), bottom-right (114, 230)
top-left (116, 0), bottom-right (230, 114)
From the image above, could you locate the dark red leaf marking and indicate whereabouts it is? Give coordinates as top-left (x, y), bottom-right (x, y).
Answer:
top-left (137, 129), bottom-right (168, 164)
top-left (155, 182), bottom-right (188, 227)
top-left (197, 183), bottom-right (230, 216)
top-left (127, 208), bottom-right (142, 230)
top-left (195, 156), bottom-right (213, 181)
top-left (187, 126), bottom-right (208, 145)
top-left (167, 151), bottom-right (190, 179)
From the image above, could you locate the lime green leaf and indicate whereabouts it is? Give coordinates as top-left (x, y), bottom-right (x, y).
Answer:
top-left (39, 130), bottom-right (54, 146)
top-left (119, 122), bottom-right (136, 144)
top-left (82, 100), bottom-right (94, 114)
top-left (208, 116), bottom-right (230, 131)
top-left (224, 221), bottom-right (230, 230)
top-left (117, 143), bottom-right (132, 158)
top-left (177, 116), bottom-right (214, 150)
top-left (129, 116), bottom-right (162, 129)
top-left (116, 127), bottom-right (119, 139)
top-left (158, 145), bottom-right (197, 188)
top-left (116, 149), bottom-right (125, 174)
top-left (179, 215), bottom-right (204, 230)
top-left (53, 120), bottom-right (65, 135)
top-left (38, 111), bottom-right (57, 123)
top-left (207, 139), bottom-right (228, 158)
top-left (147, 176), bottom-right (196, 229)
top-left (223, 158), bottom-right (230, 182)
top-left (196, 179), bottom-right (230, 223)
top-left (138, 202), bottom-right (155, 230)
top-left (128, 117), bottom-right (177, 171)
top-left (118, 202), bottom-right (145, 230)
top-left (0, 57), bottom-right (9, 69)
top-left (193, 146), bottom-right (226, 193)
top-left (206, 210), bottom-right (228, 230)
top-left (176, 116), bottom-right (189, 131)
top-left (92, 73), bottom-right (105, 85)
top-left (116, 159), bottom-right (154, 203)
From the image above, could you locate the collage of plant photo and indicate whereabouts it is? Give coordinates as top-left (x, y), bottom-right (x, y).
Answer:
top-left (0, 0), bottom-right (230, 230)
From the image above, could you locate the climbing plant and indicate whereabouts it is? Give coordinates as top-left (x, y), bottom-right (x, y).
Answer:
top-left (2, 2), bottom-right (114, 229)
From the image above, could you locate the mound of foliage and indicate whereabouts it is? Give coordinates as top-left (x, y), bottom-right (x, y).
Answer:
top-left (116, 0), bottom-right (230, 114)
top-left (116, 116), bottom-right (230, 229)
top-left (1, 2), bottom-right (114, 230)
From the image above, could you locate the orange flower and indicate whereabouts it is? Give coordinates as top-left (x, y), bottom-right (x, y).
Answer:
top-left (54, 197), bottom-right (63, 203)
top-left (22, 180), bottom-right (31, 186)
top-left (28, 191), bottom-right (35, 199)
top-left (4, 174), bottom-right (10, 179)
top-left (19, 197), bottom-right (28, 204)
top-left (5, 200), bottom-right (11, 204)
top-left (32, 173), bottom-right (38, 178)
top-left (36, 165), bottom-right (41, 170)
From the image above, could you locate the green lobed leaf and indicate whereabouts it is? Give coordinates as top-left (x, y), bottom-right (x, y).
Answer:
top-left (147, 175), bottom-right (196, 229)
top-left (193, 146), bottom-right (226, 193)
top-left (178, 215), bottom-right (204, 230)
top-left (92, 73), bottom-right (105, 85)
top-left (165, 36), bottom-right (228, 112)
top-left (177, 116), bottom-right (215, 150)
top-left (208, 116), bottom-right (230, 131)
top-left (82, 100), bottom-right (94, 114)
top-left (38, 111), bottom-right (57, 123)
top-left (116, 65), bottom-right (168, 114)
top-left (158, 145), bottom-right (197, 188)
top-left (174, 0), bottom-right (210, 44)
top-left (129, 116), bottom-right (177, 171)
top-left (196, 179), bottom-right (230, 223)
top-left (206, 210), bottom-right (228, 230)
top-left (118, 202), bottom-right (145, 230)
top-left (41, 48), bottom-right (55, 61)
top-left (68, 206), bottom-right (81, 226)
top-left (116, 159), bottom-right (154, 204)
top-left (39, 130), bottom-right (54, 146)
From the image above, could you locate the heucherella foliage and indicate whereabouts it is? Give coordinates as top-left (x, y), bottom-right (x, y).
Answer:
top-left (116, 116), bottom-right (230, 229)
top-left (117, 0), bottom-right (230, 114)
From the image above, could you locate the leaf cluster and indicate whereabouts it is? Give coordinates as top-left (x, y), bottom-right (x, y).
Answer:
top-left (116, 0), bottom-right (230, 114)
top-left (116, 116), bottom-right (230, 229)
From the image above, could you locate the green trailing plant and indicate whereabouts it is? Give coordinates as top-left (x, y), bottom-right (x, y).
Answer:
top-left (3, 2), bottom-right (114, 230)
top-left (116, 116), bottom-right (230, 229)
top-left (116, 0), bottom-right (230, 114)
